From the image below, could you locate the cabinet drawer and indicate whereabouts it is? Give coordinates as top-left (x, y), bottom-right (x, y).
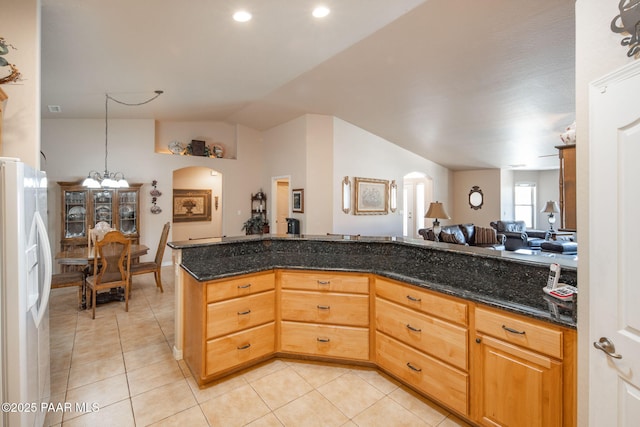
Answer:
top-left (207, 291), bottom-right (275, 338)
top-left (281, 290), bottom-right (369, 326)
top-left (376, 298), bottom-right (468, 371)
top-left (206, 272), bottom-right (275, 303)
top-left (376, 332), bottom-right (468, 416)
top-left (475, 306), bottom-right (563, 359)
top-left (205, 323), bottom-right (275, 377)
top-left (280, 321), bottom-right (369, 360)
top-left (280, 271), bottom-right (369, 294)
top-left (375, 278), bottom-right (467, 326)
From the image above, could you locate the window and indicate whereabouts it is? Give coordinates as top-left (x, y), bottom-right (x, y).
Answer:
top-left (515, 183), bottom-right (536, 228)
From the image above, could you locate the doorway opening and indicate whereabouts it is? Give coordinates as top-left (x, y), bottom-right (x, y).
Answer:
top-left (272, 176), bottom-right (291, 235)
top-left (172, 166), bottom-right (222, 241)
top-left (403, 172), bottom-right (433, 239)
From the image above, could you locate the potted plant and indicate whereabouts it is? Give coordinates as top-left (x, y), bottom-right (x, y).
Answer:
top-left (242, 216), bottom-right (269, 235)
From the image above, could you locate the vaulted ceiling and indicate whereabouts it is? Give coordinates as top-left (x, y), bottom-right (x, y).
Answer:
top-left (40, 0), bottom-right (575, 171)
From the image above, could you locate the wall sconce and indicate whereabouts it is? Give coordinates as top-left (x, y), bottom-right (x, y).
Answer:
top-left (389, 180), bottom-right (397, 213)
top-left (541, 200), bottom-right (560, 231)
top-left (215, 196), bottom-right (219, 211)
top-left (342, 176), bottom-right (351, 214)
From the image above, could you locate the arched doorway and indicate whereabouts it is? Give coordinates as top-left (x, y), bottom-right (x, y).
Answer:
top-left (172, 166), bottom-right (222, 241)
top-left (403, 172), bottom-right (433, 239)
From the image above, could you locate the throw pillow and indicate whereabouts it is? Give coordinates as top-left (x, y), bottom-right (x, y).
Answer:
top-left (440, 230), bottom-right (464, 244)
top-left (474, 226), bottom-right (498, 245)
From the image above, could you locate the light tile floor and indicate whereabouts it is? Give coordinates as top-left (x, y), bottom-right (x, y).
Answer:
top-left (47, 266), bottom-right (472, 427)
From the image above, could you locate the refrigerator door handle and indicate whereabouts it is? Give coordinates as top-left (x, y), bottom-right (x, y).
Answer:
top-left (30, 211), bottom-right (52, 328)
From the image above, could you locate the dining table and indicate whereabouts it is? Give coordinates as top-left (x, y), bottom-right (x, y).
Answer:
top-left (55, 244), bottom-right (149, 267)
top-left (55, 244), bottom-right (149, 306)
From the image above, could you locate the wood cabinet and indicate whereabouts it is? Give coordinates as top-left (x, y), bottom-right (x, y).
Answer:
top-left (374, 277), bottom-right (470, 416)
top-left (279, 270), bottom-right (370, 361)
top-left (557, 144), bottom-right (576, 231)
top-left (183, 271), bottom-right (276, 385)
top-left (58, 182), bottom-right (141, 250)
top-left (180, 268), bottom-right (576, 425)
top-left (472, 306), bottom-right (576, 427)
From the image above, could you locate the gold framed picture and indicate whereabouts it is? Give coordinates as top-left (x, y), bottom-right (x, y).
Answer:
top-left (172, 189), bottom-right (212, 222)
top-left (354, 177), bottom-right (389, 215)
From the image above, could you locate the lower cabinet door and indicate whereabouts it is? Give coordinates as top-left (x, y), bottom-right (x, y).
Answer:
top-left (205, 323), bottom-right (275, 377)
top-left (376, 332), bottom-right (468, 416)
top-left (475, 335), bottom-right (562, 427)
top-left (280, 321), bottom-right (369, 360)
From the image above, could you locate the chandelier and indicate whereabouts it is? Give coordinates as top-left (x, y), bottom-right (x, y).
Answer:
top-left (82, 90), bottom-right (164, 188)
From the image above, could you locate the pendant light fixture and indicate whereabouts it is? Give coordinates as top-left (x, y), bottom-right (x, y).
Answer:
top-left (83, 90), bottom-right (163, 188)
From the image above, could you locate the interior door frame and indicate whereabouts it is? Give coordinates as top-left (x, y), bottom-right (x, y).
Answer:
top-left (271, 175), bottom-right (291, 235)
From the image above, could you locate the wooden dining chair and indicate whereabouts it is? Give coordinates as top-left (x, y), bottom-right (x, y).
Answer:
top-left (85, 230), bottom-right (131, 319)
top-left (130, 222), bottom-right (170, 293)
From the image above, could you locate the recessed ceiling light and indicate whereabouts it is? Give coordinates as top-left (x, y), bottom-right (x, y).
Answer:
top-left (312, 6), bottom-right (330, 18)
top-left (48, 105), bottom-right (62, 113)
top-left (233, 10), bottom-right (252, 22)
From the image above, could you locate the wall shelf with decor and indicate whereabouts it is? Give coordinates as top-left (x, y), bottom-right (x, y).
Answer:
top-left (154, 120), bottom-right (238, 159)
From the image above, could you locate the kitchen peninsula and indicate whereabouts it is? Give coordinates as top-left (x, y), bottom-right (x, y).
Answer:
top-left (169, 235), bottom-right (577, 426)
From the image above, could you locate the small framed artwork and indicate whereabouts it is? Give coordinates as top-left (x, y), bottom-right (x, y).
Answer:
top-left (354, 177), bottom-right (389, 215)
top-left (190, 140), bottom-right (206, 156)
top-left (173, 189), bottom-right (212, 222)
top-left (292, 188), bottom-right (304, 213)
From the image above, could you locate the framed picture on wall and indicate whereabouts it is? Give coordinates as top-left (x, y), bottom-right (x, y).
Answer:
top-left (354, 177), bottom-right (389, 215)
top-left (173, 189), bottom-right (212, 222)
top-left (292, 188), bottom-right (304, 213)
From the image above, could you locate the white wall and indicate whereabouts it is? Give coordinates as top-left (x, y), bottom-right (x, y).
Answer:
top-left (332, 117), bottom-right (451, 237)
top-left (41, 118), bottom-right (264, 265)
top-left (1, 0), bottom-right (40, 168)
top-left (262, 115), bottom-right (308, 232)
top-left (305, 115), bottom-right (334, 234)
top-left (575, 1), bottom-right (637, 425)
top-left (452, 169), bottom-right (501, 227)
top-left (500, 169), bottom-right (515, 220)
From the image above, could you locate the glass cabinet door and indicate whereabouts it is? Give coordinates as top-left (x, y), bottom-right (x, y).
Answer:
top-left (63, 190), bottom-right (87, 239)
top-left (93, 190), bottom-right (114, 228)
top-left (118, 190), bottom-right (138, 235)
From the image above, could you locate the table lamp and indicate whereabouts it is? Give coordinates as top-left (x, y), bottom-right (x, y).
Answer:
top-left (541, 201), bottom-right (560, 231)
top-left (425, 201), bottom-right (450, 236)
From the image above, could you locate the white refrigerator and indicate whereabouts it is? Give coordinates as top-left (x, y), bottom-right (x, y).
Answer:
top-left (0, 158), bottom-right (52, 427)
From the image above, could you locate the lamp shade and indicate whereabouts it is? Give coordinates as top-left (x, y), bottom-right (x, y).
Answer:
top-left (425, 201), bottom-right (450, 219)
top-left (541, 201), bottom-right (560, 214)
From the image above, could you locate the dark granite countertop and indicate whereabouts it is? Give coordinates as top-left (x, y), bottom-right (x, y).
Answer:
top-left (169, 234), bottom-right (577, 329)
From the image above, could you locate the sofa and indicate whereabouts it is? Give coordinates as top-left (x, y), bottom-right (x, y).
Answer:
top-left (418, 223), bottom-right (506, 250)
top-left (489, 220), bottom-right (550, 251)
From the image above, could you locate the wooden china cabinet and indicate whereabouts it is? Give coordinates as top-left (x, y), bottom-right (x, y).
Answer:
top-left (57, 181), bottom-right (142, 250)
top-left (557, 144), bottom-right (576, 231)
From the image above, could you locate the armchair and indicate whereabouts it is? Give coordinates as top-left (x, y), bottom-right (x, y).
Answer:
top-left (490, 220), bottom-right (550, 251)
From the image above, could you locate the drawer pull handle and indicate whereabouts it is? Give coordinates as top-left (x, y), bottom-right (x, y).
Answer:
top-left (317, 337), bottom-right (330, 343)
top-left (406, 324), bottom-right (422, 333)
top-left (317, 305), bottom-right (331, 310)
top-left (406, 295), bottom-right (422, 302)
top-left (237, 283), bottom-right (252, 289)
top-left (237, 309), bottom-right (252, 315)
top-left (502, 325), bottom-right (526, 335)
top-left (317, 280), bottom-right (331, 285)
top-left (406, 362), bottom-right (422, 372)
top-left (237, 343), bottom-right (251, 350)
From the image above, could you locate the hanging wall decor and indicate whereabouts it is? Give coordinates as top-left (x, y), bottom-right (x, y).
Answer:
top-left (0, 37), bottom-right (22, 84)
top-left (611, 1), bottom-right (640, 58)
top-left (150, 180), bottom-right (162, 214)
